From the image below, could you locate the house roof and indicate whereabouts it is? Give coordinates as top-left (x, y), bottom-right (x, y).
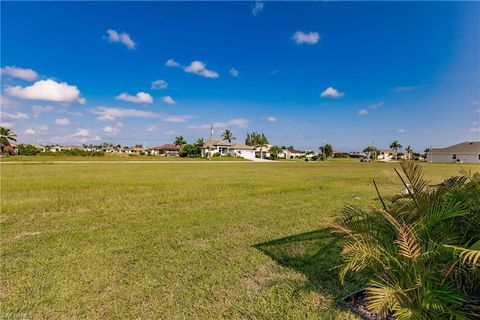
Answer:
top-left (152, 144), bottom-right (180, 151)
top-left (286, 147), bottom-right (305, 154)
top-left (230, 143), bottom-right (255, 150)
top-left (255, 144), bottom-right (272, 152)
top-left (430, 141), bottom-right (480, 155)
top-left (203, 140), bottom-right (231, 148)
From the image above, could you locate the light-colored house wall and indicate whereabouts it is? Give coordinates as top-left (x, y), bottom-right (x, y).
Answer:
top-left (427, 153), bottom-right (480, 163)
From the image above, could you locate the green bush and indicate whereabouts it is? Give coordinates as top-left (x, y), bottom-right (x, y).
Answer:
top-left (42, 149), bottom-right (104, 157)
top-left (334, 162), bottom-right (480, 319)
top-left (18, 144), bottom-right (40, 156)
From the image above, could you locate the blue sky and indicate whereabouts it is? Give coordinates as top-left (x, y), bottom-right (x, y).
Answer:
top-left (1, 1), bottom-right (479, 151)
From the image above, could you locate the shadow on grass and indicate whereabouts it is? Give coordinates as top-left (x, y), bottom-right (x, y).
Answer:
top-left (254, 227), bottom-right (362, 302)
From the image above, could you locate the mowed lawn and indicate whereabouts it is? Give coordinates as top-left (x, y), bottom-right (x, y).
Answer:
top-left (1, 160), bottom-right (475, 319)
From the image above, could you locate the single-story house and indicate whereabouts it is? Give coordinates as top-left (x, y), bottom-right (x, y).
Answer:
top-left (427, 141), bottom-right (480, 163)
top-left (202, 140), bottom-right (256, 159)
top-left (229, 143), bottom-right (256, 159)
top-left (128, 147), bottom-right (149, 155)
top-left (282, 147), bottom-right (305, 159)
top-left (151, 144), bottom-right (181, 156)
top-left (377, 149), bottom-right (394, 160)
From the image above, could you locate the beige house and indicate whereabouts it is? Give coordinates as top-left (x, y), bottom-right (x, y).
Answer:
top-left (427, 141), bottom-right (480, 163)
top-left (150, 144), bottom-right (180, 156)
top-left (202, 140), bottom-right (255, 159)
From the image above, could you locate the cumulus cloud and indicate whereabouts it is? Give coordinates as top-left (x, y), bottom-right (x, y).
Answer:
top-left (105, 29), bottom-right (136, 49)
top-left (165, 59), bottom-right (181, 67)
top-left (292, 31), bottom-right (320, 45)
top-left (184, 61), bottom-right (219, 78)
top-left (24, 128), bottom-right (36, 136)
top-left (116, 92), bottom-right (153, 104)
top-left (162, 96), bottom-right (177, 105)
top-left (266, 116), bottom-right (278, 122)
top-left (151, 79), bottom-right (168, 90)
top-left (5, 79), bottom-right (85, 104)
top-left (55, 118), bottom-right (70, 126)
top-left (1, 66), bottom-right (38, 81)
top-left (103, 126), bottom-right (118, 136)
top-left (0, 95), bottom-right (19, 109)
top-left (229, 68), bottom-right (239, 77)
top-left (32, 105), bottom-right (54, 117)
top-left (145, 124), bottom-right (158, 132)
top-left (0, 112), bottom-right (29, 120)
top-left (358, 109), bottom-right (368, 116)
top-left (252, 1), bottom-right (264, 16)
top-left (0, 122), bottom-right (14, 129)
top-left (397, 128), bottom-right (406, 134)
top-left (320, 86), bottom-right (344, 98)
top-left (163, 115), bottom-right (193, 122)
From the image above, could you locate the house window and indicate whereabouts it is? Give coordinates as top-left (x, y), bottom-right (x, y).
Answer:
top-left (452, 154), bottom-right (456, 160)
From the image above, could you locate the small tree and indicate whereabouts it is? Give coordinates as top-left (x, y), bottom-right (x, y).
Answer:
top-left (179, 144), bottom-right (197, 157)
top-left (405, 145), bottom-right (413, 160)
top-left (18, 144), bottom-right (40, 156)
top-left (174, 136), bottom-right (187, 146)
top-left (319, 144), bottom-right (333, 159)
top-left (389, 139), bottom-right (402, 160)
top-left (269, 146), bottom-right (283, 160)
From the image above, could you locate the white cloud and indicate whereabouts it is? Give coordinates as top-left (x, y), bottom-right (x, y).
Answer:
top-left (468, 121), bottom-right (480, 134)
top-left (397, 128), bottom-right (406, 134)
top-left (320, 86), bottom-right (344, 98)
top-left (145, 124), bottom-right (158, 132)
top-left (116, 92), bottom-right (153, 104)
top-left (368, 102), bottom-right (384, 110)
top-left (0, 122), bottom-right (14, 129)
top-left (229, 68), bottom-right (239, 77)
top-left (292, 31), bottom-right (320, 45)
top-left (24, 128), bottom-right (36, 136)
top-left (151, 79), bottom-right (168, 90)
top-left (105, 29), bottom-right (136, 49)
top-left (0, 95), bottom-right (19, 109)
top-left (32, 105), bottom-right (54, 117)
top-left (266, 116), bottom-right (278, 122)
top-left (162, 96), bottom-right (177, 105)
top-left (55, 118), bottom-right (70, 126)
top-left (184, 61), bottom-right (219, 78)
top-left (71, 128), bottom-right (90, 138)
top-left (5, 79), bottom-right (85, 104)
top-left (165, 59), bottom-right (181, 67)
top-left (92, 106), bottom-right (193, 123)
top-left (252, 1), bottom-right (264, 16)
top-left (358, 109), bottom-right (368, 116)
top-left (1, 66), bottom-right (39, 81)
top-left (190, 118), bottom-right (249, 130)
top-left (37, 125), bottom-right (48, 132)
top-left (0, 112), bottom-right (29, 120)
top-left (103, 126), bottom-right (118, 136)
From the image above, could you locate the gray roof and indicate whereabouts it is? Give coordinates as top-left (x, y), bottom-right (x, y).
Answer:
top-left (230, 143), bottom-right (255, 150)
top-left (430, 141), bottom-right (480, 154)
top-left (203, 140), bottom-right (231, 148)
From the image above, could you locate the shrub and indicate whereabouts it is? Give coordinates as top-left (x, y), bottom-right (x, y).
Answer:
top-left (334, 152), bottom-right (349, 158)
top-left (333, 162), bottom-right (480, 319)
top-left (18, 144), bottom-right (40, 156)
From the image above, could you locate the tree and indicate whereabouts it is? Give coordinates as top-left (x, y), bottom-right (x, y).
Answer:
top-left (363, 146), bottom-right (379, 160)
top-left (18, 144), bottom-right (40, 156)
top-left (389, 139), bottom-right (402, 160)
top-left (221, 129), bottom-right (235, 143)
top-left (269, 145), bottom-right (283, 160)
top-left (194, 138), bottom-right (205, 148)
top-left (179, 144), bottom-right (198, 157)
top-left (174, 136), bottom-right (187, 146)
top-left (319, 144), bottom-right (333, 159)
top-left (0, 127), bottom-right (17, 154)
top-left (405, 145), bottom-right (413, 160)
top-left (255, 133), bottom-right (269, 159)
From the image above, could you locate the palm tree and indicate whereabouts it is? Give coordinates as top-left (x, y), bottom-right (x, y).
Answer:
top-left (269, 145), bottom-right (283, 160)
top-left (363, 146), bottom-right (379, 160)
top-left (255, 134), bottom-right (269, 159)
top-left (405, 145), bottom-right (413, 160)
top-left (389, 139), bottom-right (402, 160)
top-left (0, 127), bottom-right (17, 154)
top-left (174, 136), bottom-right (186, 146)
top-left (194, 138), bottom-right (205, 148)
top-left (221, 129), bottom-right (235, 143)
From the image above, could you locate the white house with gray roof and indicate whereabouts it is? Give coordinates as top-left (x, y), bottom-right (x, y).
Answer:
top-left (427, 141), bottom-right (480, 163)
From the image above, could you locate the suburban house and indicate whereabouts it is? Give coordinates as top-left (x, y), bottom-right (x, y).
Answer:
top-left (202, 140), bottom-right (255, 158)
top-left (255, 144), bottom-right (272, 158)
top-left (150, 144), bottom-right (181, 156)
top-left (427, 141), bottom-right (480, 163)
top-left (378, 149), bottom-right (394, 160)
top-left (282, 147), bottom-right (306, 159)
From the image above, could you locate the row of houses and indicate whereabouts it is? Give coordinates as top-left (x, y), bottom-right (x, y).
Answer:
top-left (202, 140), bottom-right (306, 159)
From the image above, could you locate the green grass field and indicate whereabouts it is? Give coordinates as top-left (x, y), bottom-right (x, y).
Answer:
top-left (1, 160), bottom-right (477, 319)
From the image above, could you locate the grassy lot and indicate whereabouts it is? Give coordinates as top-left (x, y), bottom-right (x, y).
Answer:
top-left (1, 160), bottom-right (477, 319)
top-left (0, 154), bottom-right (246, 162)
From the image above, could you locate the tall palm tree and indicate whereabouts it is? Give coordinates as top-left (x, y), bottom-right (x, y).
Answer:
top-left (174, 136), bottom-right (186, 146)
top-left (405, 145), bottom-right (413, 160)
top-left (256, 134), bottom-right (269, 159)
top-left (194, 138), bottom-right (205, 148)
top-left (389, 139), bottom-right (402, 160)
top-left (0, 127), bottom-right (17, 154)
top-left (221, 129), bottom-right (235, 143)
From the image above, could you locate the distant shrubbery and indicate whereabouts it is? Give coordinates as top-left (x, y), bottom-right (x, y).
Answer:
top-left (17, 144), bottom-right (40, 156)
top-left (44, 149), bottom-right (105, 156)
top-left (333, 152), bottom-right (349, 158)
